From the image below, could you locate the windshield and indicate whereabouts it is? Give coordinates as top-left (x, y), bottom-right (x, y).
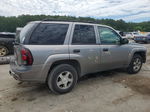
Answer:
top-left (133, 33), bottom-right (139, 35)
top-left (0, 34), bottom-right (15, 38)
top-left (18, 23), bottom-right (35, 43)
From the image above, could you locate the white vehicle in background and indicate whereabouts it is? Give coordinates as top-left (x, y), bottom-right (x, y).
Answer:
top-left (116, 30), bottom-right (126, 38)
top-left (125, 32), bottom-right (133, 39)
top-left (126, 32), bottom-right (141, 40)
top-left (132, 32), bottom-right (141, 37)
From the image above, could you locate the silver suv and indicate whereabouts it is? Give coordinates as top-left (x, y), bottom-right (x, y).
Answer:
top-left (9, 21), bottom-right (147, 94)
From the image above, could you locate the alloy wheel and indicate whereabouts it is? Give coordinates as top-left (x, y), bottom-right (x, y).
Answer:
top-left (56, 71), bottom-right (73, 89)
top-left (133, 58), bottom-right (142, 72)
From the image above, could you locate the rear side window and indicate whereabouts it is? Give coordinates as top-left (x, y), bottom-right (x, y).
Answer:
top-left (72, 25), bottom-right (96, 45)
top-left (19, 23), bottom-right (36, 43)
top-left (30, 23), bottom-right (69, 45)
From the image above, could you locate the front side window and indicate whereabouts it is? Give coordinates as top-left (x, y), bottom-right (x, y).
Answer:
top-left (98, 26), bottom-right (121, 44)
top-left (72, 25), bottom-right (96, 45)
top-left (30, 23), bottom-right (69, 45)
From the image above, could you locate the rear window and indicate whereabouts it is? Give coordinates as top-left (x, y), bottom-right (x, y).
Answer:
top-left (19, 23), bottom-right (36, 43)
top-left (29, 23), bottom-right (69, 45)
top-left (0, 34), bottom-right (15, 38)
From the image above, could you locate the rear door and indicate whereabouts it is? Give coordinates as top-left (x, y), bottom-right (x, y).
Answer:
top-left (69, 23), bottom-right (101, 75)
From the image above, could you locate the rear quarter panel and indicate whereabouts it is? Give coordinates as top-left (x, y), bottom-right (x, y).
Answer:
top-left (24, 45), bottom-right (70, 82)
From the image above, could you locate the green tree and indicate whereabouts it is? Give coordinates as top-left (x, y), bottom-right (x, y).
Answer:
top-left (0, 15), bottom-right (149, 32)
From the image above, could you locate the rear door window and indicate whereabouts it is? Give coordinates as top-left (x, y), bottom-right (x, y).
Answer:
top-left (30, 23), bottom-right (69, 45)
top-left (72, 25), bottom-right (96, 45)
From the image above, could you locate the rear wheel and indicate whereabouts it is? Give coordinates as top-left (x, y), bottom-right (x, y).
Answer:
top-left (0, 45), bottom-right (8, 57)
top-left (127, 54), bottom-right (143, 74)
top-left (47, 64), bottom-right (78, 94)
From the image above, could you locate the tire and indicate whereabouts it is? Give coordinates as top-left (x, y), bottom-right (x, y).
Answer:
top-left (0, 45), bottom-right (9, 57)
top-left (47, 64), bottom-right (78, 94)
top-left (127, 54), bottom-right (143, 74)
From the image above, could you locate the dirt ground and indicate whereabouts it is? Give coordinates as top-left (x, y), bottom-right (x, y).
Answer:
top-left (0, 44), bottom-right (150, 112)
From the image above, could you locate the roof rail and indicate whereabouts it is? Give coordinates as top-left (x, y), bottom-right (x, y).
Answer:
top-left (41, 18), bottom-right (100, 24)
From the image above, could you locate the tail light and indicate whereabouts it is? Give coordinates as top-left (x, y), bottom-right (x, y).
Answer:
top-left (21, 48), bottom-right (33, 65)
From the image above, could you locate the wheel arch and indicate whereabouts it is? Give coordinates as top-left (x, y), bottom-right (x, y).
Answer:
top-left (127, 49), bottom-right (146, 67)
top-left (46, 59), bottom-right (81, 82)
top-left (133, 51), bottom-right (146, 63)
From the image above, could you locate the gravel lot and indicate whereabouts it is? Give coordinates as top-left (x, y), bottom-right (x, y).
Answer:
top-left (0, 44), bottom-right (150, 112)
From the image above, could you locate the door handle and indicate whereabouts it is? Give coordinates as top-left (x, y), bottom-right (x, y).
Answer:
top-left (103, 48), bottom-right (109, 52)
top-left (73, 49), bottom-right (80, 53)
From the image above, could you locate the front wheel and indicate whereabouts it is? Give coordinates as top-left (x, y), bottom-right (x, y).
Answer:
top-left (127, 54), bottom-right (143, 74)
top-left (47, 64), bottom-right (78, 94)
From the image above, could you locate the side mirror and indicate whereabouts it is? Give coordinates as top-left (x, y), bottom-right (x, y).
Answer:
top-left (121, 38), bottom-right (129, 44)
top-left (119, 31), bottom-right (124, 36)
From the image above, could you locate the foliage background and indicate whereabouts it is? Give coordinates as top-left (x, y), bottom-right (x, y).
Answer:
top-left (0, 15), bottom-right (149, 32)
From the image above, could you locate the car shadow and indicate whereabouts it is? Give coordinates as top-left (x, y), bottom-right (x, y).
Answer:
top-left (79, 68), bottom-right (126, 81)
top-left (10, 68), bottom-right (127, 101)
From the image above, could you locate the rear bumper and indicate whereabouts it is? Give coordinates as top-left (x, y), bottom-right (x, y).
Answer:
top-left (9, 70), bottom-right (21, 80)
top-left (9, 58), bottom-right (45, 82)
